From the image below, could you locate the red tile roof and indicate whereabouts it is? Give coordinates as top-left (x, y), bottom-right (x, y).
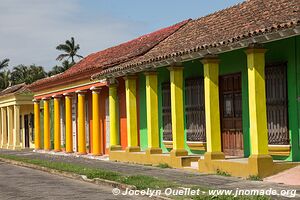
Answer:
top-left (28, 19), bottom-right (190, 92)
top-left (94, 0), bottom-right (300, 78)
top-left (0, 83), bottom-right (31, 98)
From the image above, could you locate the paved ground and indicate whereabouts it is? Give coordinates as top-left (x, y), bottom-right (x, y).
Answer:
top-left (0, 149), bottom-right (299, 199)
top-left (265, 165), bottom-right (300, 186)
top-left (0, 161), bottom-right (150, 200)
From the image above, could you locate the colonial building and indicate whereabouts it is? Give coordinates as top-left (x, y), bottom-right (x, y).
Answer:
top-left (30, 0), bottom-right (300, 177)
top-left (0, 83), bottom-right (34, 149)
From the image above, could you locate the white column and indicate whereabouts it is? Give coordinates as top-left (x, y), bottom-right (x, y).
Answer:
top-left (1, 107), bottom-right (7, 148)
top-left (7, 106), bottom-right (13, 149)
top-left (13, 105), bottom-right (21, 150)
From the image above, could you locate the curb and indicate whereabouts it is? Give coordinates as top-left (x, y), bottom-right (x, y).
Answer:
top-left (0, 157), bottom-right (173, 200)
top-left (0, 157), bottom-right (135, 190)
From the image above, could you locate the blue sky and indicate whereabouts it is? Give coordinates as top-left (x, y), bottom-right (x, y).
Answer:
top-left (0, 0), bottom-right (244, 70)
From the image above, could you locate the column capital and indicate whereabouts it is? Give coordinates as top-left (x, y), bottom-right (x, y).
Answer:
top-left (75, 90), bottom-right (87, 95)
top-left (123, 75), bottom-right (138, 80)
top-left (42, 97), bottom-right (51, 101)
top-left (245, 43), bottom-right (267, 54)
top-left (201, 54), bottom-right (219, 64)
top-left (32, 99), bottom-right (40, 103)
top-left (52, 94), bottom-right (62, 99)
top-left (167, 62), bottom-right (183, 71)
top-left (63, 92), bottom-right (74, 97)
top-left (90, 86), bottom-right (102, 93)
top-left (144, 70), bottom-right (157, 76)
top-left (107, 78), bottom-right (118, 86)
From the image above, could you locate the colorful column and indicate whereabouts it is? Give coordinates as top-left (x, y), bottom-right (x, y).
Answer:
top-left (1, 107), bottom-right (7, 148)
top-left (77, 91), bottom-right (86, 154)
top-left (64, 93), bottom-right (73, 153)
top-left (109, 82), bottom-right (121, 151)
top-left (53, 95), bottom-right (61, 152)
top-left (0, 110), bottom-right (2, 146)
top-left (7, 106), bottom-right (13, 149)
top-left (245, 45), bottom-right (271, 160)
top-left (168, 64), bottom-right (188, 156)
top-left (124, 75), bottom-right (140, 152)
top-left (43, 98), bottom-right (50, 151)
top-left (91, 87), bottom-right (102, 156)
top-left (33, 100), bottom-right (41, 150)
top-left (201, 55), bottom-right (225, 160)
top-left (145, 72), bottom-right (162, 154)
top-left (13, 105), bottom-right (21, 150)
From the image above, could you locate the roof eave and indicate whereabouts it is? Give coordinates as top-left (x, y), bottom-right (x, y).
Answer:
top-left (95, 25), bottom-right (300, 81)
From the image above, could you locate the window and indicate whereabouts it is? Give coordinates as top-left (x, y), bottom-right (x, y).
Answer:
top-left (162, 82), bottom-right (172, 141)
top-left (266, 62), bottom-right (289, 145)
top-left (185, 78), bottom-right (206, 142)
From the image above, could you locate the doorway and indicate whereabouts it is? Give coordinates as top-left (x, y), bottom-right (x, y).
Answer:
top-left (24, 115), bottom-right (30, 148)
top-left (220, 73), bottom-right (243, 156)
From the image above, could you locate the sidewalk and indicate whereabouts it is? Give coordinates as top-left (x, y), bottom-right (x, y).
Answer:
top-left (0, 149), bottom-right (299, 197)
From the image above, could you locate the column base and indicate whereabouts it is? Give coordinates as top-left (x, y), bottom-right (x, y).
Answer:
top-left (170, 149), bottom-right (188, 157)
top-left (0, 144), bottom-right (7, 149)
top-left (146, 148), bottom-right (162, 155)
top-left (13, 145), bottom-right (22, 150)
top-left (125, 146), bottom-right (140, 153)
top-left (248, 154), bottom-right (273, 177)
top-left (54, 149), bottom-right (61, 152)
top-left (109, 145), bottom-right (122, 151)
top-left (77, 152), bottom-right (87, 155)
top-left (7, 145), bottom-right (13, 149)
top-left (204, 152), bottom-right (225, 161)
top-left (44, 148), bottom-right (51, 151)
top-left (65, 150), bottom-right (73, 154)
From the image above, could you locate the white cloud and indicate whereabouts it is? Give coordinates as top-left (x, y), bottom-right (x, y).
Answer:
top-left (0, 0), bottom-right (145, 70)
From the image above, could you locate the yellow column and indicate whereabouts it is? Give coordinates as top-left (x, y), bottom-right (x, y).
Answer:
top-left (91, 87), bottom-right (102, 156)
top-left (77, 91), bottom-right (86, 154)
top-left (0, 110), bottom-right (2, 146)
top-left (109, 83), bottom-right (121, 151)
top-left (13, 105), bottom-right (21, 150)
top-left (201, 56), bottom-right (225, 160)
top-left (1, 108), bottom-right (7, 148)
top-left (145, 72), bottom-right (162, 154)
top-left (34, 100), bottom-right (41, 150)
top-left (124, 75), bottom-right (140, 152)
top-left (53, 96), bottom-right (61, 152)
top-left (43, 98), bottom-right (50, 151)
top-left (64, 94), bottom-right (73, 153)
top-left (168, 64), bottom-right (188, 156)
top-left (246, 46), bottom-right (270, 156)
top-left (7, 106), bottom-right (13, 149)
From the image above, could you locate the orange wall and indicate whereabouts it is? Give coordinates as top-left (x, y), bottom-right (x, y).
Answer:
top-left (118, 78), bottom-right (127, 150)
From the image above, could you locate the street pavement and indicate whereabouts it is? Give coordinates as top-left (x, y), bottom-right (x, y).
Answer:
top-left (0, 161), bottom-right (149, 200)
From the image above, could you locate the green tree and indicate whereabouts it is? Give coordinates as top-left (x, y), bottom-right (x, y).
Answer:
top-left (0, 70), bottom-right (11, 90)
top-left (56, 37), bottom-right (83, 63)
top-left (48, 60), bottom-right (74, 76)
top-left (0, 58), bottom-right (9, 70)
top-left (10, 64), bottom-right (47, 85)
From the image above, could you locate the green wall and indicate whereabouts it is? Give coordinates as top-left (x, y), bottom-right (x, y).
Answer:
top-left (138, 73), bottom-right (148, 150)
top-left (138, 36), bottom-right (300, 160)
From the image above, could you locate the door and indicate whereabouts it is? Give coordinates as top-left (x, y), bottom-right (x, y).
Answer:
top-left (24, 115), bottom-right (30, 148)
top-left (105, 97), bottom-right (110, 151)
top-left (220, 73), bottom-right (243, 156)
top-left (162, 82), bottom-right (172, 141)
top-left (72, 96), bottom-right (77, 152)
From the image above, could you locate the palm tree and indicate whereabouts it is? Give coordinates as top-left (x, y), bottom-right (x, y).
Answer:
top-left (0, 70), bottom-right (11, 90)
top-left (10, 64), bottom-right (47, 85)
top-left (56, 37), bottom-right (83, 63)
top-left (48, 60), bottom-right (74, 76)
top-left (0, 58), bottom-right (9, 70)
